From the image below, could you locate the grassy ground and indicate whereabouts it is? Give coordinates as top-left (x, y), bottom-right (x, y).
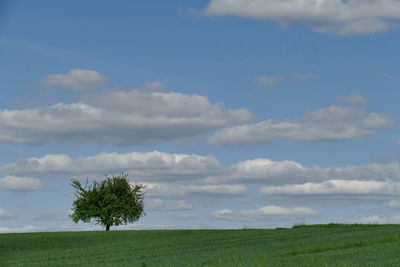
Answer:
top-left (1, 224), bottom-right (400, 266)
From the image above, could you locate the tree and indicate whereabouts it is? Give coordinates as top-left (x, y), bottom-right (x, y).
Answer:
top-left (70, 173), bottom-right (145, 231)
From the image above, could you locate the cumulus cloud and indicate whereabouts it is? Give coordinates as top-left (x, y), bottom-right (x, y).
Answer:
top-left (209, 105), bottom-right (395, 145)
top-left (338, 92), bottom-right (367, 105)
top-left (0, 88), bottom-right (252, 145)
top-left (256, 75), bottom-right (285, 87)
top-left (0, 176), bottom-right (43, 192)
top-left (231, 158), bottom-right (307, 180)
top-left (204, 0), bottom-right (400, 35)
top-left (260, 180), bottom-right (400, 195)
top-left (39, 68), bottom-right (107, 90)
top-left (145, 183), bottom-right (247, 197)
top-left (0, 151), bottom-right (222, 181)
top-left (211, 205), bottom-right (318, 222)
top-left (146, 199), bottom-right (192, 211)
top-left (0, 208), bottom-right (14, 219)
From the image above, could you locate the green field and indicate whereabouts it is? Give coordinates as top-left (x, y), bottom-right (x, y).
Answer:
top-left (1, 224), bottom-right (400, 266)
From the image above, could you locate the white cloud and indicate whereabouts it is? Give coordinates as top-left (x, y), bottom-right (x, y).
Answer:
top-left (224, 158), bottom-right (308, 184)
top-left (0, 175), bottom-right (43, 192)
top-left (256, 75), bottom-right (285, 87)
top-left (39, 68), bottom-right (107, 90)
top-left (0, 151), bottom-right (222, 181)
top-left (3, 150), bottom-right (400, 186)
top-left (146, 199), bottom-right (192, 211)
top-left (209, 105), bottom-right (395, 145)
top-left (260, 180), bottom-right (400, 195)
top-left (233, 158), bottom-right (306, 178)
top-left (207, 158), bottom-right (400, 185)
top-left (331, 18), bottom-right (389, 35)
top-left (311, 162), bottom-right (400, 181)
top-left (145, 183), bottom-right (247, 197)
top-left (0, 208), bottom-right (14, 219)
top-left (0, 88), bottom-right (252, 145)
top-left (388, 200), bottom-right (400, 208)
top-left (356, 214), bottom-right (400, 224)
top-left (204, 0), bottom-right (400, 35)
top-left (0, 225), bottom-right (40, 233)
top-left (211, 205), bottom-right (318, 222)
top-left (338, 92), bottom-right (367, 105)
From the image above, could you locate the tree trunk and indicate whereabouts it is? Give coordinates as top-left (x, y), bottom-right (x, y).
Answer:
top-left (106, 224), bottom-right (110, 231)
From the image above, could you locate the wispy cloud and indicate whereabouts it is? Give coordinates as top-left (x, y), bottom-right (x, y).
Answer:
top-left (211, 205), bottom-right (318, 222)
top-left (0, 225), bottom-right (40, 233)
top-left (0, 176), bottom-right (43, 192)
top-left (338, 92), bottom-right (367, 105)
top-left (146, 199), bottom-right (192, 211)
top-left (256, 73), bottom-right (317, 88)
top-left (388, 200), bottom-right (400, 209)
top-left (256, 74), bottom-right (286, 88)
top-left (0, 208), bottom-right (15, 219)
top-left (145, 183), bottom-right (247, 197)
top-left (260, 180), bottom-right (400, 195)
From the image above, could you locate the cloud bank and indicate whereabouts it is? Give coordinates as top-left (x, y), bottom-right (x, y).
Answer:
top-left (0, 151), bottom-right (222, 180)
top-left (0, 86), bottom-right (252, 145)
top-left (2, 149), bottom-right (400, 227)
top-left (209, 105), bottom-right (395, 145)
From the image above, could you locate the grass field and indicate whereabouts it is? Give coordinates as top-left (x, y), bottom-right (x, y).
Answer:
top-left (1, 224), bottom-right (400, 266)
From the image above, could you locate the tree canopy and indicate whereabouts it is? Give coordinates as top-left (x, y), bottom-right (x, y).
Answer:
top-left (70, 173), bottom-right (145, 231)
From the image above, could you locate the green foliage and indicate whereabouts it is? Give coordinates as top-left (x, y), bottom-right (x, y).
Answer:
top-left (2, 225), bottom-right (400, 266)
top-left (70, 172), bottom-right (145, 231)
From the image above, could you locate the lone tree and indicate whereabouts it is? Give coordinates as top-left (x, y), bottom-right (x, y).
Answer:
top-left (70, 173), bottom-right (145, 231)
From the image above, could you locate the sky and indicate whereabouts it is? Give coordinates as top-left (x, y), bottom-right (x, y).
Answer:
top-left (1, 0), bottom-right (400, 233)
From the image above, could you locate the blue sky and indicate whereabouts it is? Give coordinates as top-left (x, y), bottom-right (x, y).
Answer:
top-left (1, 0), bottom-right (400, 232)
